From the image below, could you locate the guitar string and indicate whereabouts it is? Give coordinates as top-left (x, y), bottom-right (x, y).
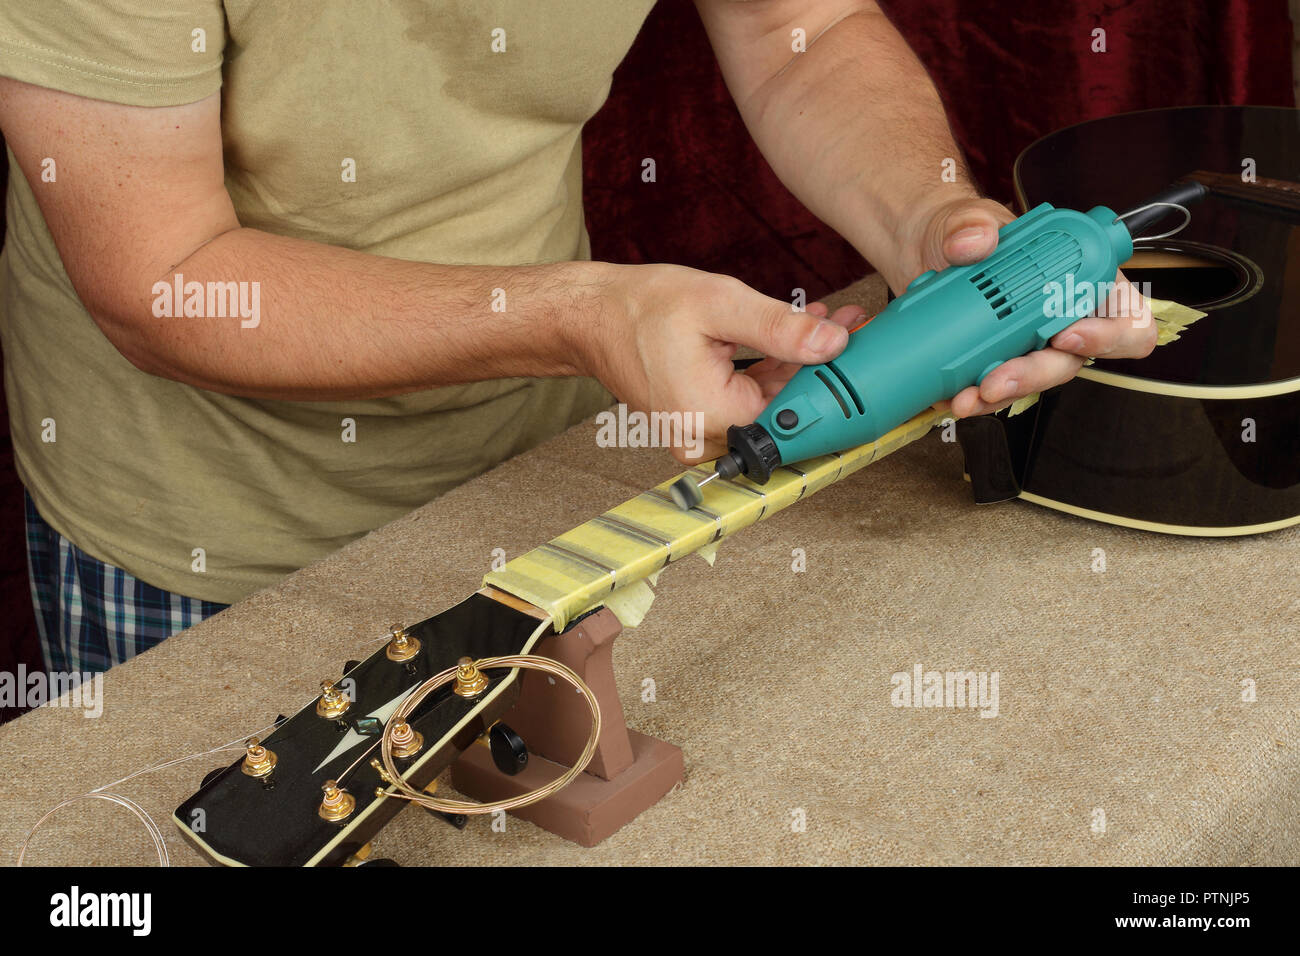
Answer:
top-left (15, 723), bottom-right (279, 867)
top-left (18, 792), bottom-right (170, 867)
top-left (335, 737), bottom-right (383, 787)
top-left (335, 613), bottom-right (562, 791)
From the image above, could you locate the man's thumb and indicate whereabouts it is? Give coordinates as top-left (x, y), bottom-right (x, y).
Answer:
top-left (934, 204), bottom-right (1006, 267)
top-left (711, 297), bottom-right (849, 366)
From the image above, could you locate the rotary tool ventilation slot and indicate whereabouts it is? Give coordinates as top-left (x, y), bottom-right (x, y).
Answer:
top-left (815, 365), bottom-right (864, 420)
top-left (969, 231), bottom-right (1083, 320)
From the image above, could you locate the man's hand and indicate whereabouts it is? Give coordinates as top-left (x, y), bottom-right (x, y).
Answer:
top-left (578, 264), bottom-right (863, 463)
top-left (903, 197), bottom-right (1157, 418)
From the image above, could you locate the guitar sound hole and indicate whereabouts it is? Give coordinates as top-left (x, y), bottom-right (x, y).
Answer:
top-left (1124, 241), bottom-right (1260, 311)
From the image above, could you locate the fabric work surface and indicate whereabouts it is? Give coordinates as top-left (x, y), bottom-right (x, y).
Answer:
top-left (1, 276), bottom-right (1297, 867)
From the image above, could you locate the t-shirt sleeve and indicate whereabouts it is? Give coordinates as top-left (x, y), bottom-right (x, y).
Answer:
top-left (0, 0), bottom-right (225, 107)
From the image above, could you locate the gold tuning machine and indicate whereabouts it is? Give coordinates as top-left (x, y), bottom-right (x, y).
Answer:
top-left (385, 623), bottom-right (421, 662)
top-left (388, 720), bottom-right (424, 758)
top-left (316, 678), bottom-right (351, 719)
top-left (241, 737), bottom-right (277, 777)
top-left (453, 657), bottom-right (489, 698)
top-left (318, 780), bottom-right (356, 822)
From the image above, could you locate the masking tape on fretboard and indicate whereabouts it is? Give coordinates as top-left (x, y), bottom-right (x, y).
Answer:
top-left (1007, 297), bottom-right (1208, 418)
top-left (483, 407), bottom-right (945, 630)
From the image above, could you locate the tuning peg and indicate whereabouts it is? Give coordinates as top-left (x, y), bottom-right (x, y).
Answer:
top-left (385, 623), bottom-right (421, 662)
top-left (453, 657), bottom-right (489, 698)
top-left (316, 679), bottom-right (351, 719)
top-left (389, 720), bottom-right (424, 759)
top-left (318, 780), bottom-right (357, 822)
top-left (240, 738), bottom-right (277, 778)
top-left (489, 722), bottom-right (529, 776)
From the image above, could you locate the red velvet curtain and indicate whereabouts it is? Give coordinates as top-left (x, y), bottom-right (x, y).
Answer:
top-left (583, 0), bottom-right (1296, 299)
top-left (0, 0), bottom-right (1294, 720)
top-left (892, 0), bottom-right (1296, 203)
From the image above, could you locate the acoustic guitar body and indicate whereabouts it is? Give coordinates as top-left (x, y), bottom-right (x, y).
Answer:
top-left (961, 106), bottom-right (1300, 535)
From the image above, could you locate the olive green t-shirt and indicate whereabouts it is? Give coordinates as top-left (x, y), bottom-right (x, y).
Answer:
top-left (0, 1), bottom-right (655, 603)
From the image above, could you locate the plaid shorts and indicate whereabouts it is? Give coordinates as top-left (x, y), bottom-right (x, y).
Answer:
top-left (25, 491), bottom-right (228, 674)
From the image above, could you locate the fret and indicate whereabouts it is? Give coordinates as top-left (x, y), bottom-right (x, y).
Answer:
top-left (592, 514), bottom-right (674, 548)
top-left (538, 542), bottom-right (619, 581)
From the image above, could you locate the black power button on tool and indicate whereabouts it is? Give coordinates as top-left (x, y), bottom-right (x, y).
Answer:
top-left (775, 409), bottom-right (799, 430)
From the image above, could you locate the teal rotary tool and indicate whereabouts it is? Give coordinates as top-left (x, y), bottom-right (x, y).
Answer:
top-left (670, 181), bottom-right (1208, 510)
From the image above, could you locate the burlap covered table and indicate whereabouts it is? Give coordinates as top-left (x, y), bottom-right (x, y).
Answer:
top-left (2, 277), bottom-right (1297, 867)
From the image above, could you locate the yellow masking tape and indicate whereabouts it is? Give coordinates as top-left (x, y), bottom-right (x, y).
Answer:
top-left (1007, 297), bottom-right (1208, 417)
top-left (1148, 296), bottom-right (1206, 346)
top-left (603, 578), bottom-right (658, 629)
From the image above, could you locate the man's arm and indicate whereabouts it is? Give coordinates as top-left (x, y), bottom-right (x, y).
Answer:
top-left (0, 76), bottom-right (865, 459)
top-left (694, 0), bottom-right (988, 292)
top-left (695, 0), bottom-right (1157, 417)
top-left (0, 80), bottom-right (598, 400)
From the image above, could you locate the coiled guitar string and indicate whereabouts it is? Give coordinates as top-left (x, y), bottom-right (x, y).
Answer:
top-left (380, 646), bottom-right (602, 815)
top-left (18, 792), bottom-right (171, 867)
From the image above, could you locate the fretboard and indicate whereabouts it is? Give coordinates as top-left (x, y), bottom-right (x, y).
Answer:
top-left (483, 405), bottom-right (947, 629)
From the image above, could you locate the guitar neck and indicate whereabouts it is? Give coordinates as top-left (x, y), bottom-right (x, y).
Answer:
top-left (484, 405), bottom-right (949, 630)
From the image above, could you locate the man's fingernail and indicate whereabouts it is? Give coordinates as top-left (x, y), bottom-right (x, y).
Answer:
top-left (989, 378), bottom-right (1018, 401)
top-left (807, 321), bottom-right (844, 353)
top-left (951, 227), bottom-right (985, 241)
top-left (1057, 333), bottom-right (1084, 351)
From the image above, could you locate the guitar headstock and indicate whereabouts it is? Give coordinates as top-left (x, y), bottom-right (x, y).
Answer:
top-left (174, 590), bottom-right (550, 866)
